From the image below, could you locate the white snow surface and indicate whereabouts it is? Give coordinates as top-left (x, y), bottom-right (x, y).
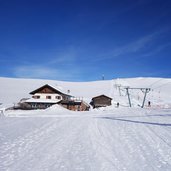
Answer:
top-left (0, 77), bottom-right (171, 171)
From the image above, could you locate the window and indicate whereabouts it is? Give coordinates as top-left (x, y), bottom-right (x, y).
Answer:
top-left (32, 95), bottom-right (40, 99)
top-left (56, 96), bottom-right (61, 100)
top-left (45, 104), bottom-right (50, 108)
top-left (31, 103), bottom-right (37, 108)
top-left (46, 96), bottom-right (51, 99)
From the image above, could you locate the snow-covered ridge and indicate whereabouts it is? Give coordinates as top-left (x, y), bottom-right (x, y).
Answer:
top-left (0, 77), bottom-right (171, 108)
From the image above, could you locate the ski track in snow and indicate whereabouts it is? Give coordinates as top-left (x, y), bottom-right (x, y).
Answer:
top-left (0, 109), bottom-right (171, 171)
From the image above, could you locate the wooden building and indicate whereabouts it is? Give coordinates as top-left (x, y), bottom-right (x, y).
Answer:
top-left (91, 95), bottom-right (112, 108)
top-left (29, 84), bottom-right (71, 101)
top-left (19, 84), bottom-right (90, 111)
top-left (20, 84), bottom-right (72, 110)
top-left (58, 100), bottom-right (90, 111)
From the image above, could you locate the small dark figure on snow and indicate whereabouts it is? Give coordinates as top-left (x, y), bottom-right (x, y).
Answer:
top-left (117, 102), bottom-right (119, 108)
top-left (148, 101), bottom-right (151, 107)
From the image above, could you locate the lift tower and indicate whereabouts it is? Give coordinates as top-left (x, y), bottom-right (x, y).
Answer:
top-left (125, 87), bottom-right (151, 108)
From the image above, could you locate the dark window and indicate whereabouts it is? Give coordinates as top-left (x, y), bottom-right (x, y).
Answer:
top-left (32, 95), bottom-right (40, 99)
top-left (46, 96), bottom-right (51, 99)
top-left (56, 96), bottom-right (61, 99)
top-left (45, 104), bottom-right (50, 108)
top-left (31, 103), bottom-right (37, 108)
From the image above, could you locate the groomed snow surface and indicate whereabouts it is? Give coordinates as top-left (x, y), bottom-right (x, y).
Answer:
top-left (1, 107), bottom-right (171, 171)
top-left (0, 77), bottom-right (171, 171)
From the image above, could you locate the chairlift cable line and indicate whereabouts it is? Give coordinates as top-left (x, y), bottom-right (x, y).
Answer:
top-left (148, 78), bottom-right (164, 88)
top-left (152, 81), bottom-right (171, 90)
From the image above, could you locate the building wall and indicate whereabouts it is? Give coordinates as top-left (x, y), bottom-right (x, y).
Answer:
top-left (19, 102), bottom-right (55, 110)
top-left (81, 102), bottom-right (90, 111)
top-left (32, 93), bottom-right (62, 100)
top-left (92, 96), bottom-right (112, 108)
top-left (59, 101), bottom-right (90, 111)
top-left (36, 87), bottom-right (56, 94)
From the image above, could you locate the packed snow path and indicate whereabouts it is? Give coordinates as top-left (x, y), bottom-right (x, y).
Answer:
top-left (0, 109), bottom-right (171, 171)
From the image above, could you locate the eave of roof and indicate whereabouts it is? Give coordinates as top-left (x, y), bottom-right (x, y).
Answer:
top-left (92, 94), bottom-right (113, 100)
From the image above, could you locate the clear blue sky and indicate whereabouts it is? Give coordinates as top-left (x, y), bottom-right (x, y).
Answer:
top-left (0, 0), bottom-right (171, 81)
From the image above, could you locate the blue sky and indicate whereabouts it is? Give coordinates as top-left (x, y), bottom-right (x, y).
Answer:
top-left (0, 0), bottom-right (171, 81)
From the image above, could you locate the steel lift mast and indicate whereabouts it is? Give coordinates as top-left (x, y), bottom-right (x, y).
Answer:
top-left (125, 87), bottom-right (151, 108)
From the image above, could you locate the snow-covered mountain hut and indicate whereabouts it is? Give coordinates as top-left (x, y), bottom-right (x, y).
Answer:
top-left (19, 84), bottom-right (72, 109)
top-left (91, 95), bottom-right (112, 108)
top-left (19, 84), bottom-right (90, 111)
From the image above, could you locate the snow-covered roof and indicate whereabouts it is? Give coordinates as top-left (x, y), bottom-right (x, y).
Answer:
top-left (92, 94), bottom-right (113, 100)
top-left (29, 84), bottom-right (72, 97)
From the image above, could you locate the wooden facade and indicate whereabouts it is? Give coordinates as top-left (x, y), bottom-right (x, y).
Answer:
top-left (58, 100), bottom-right (90, 111)
top-left (30, 84), bottom-right (71, 100)
top-left (19, 101), bottom-right (53, 110)
top-left (91, 95), bottom-right (112, 108)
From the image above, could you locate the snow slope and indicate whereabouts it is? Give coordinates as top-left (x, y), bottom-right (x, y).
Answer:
top-left (0, 77), bottom-right (171, 171)
top-left (1, 108), bottom-right (171, 171)
top-left (0, 77), bottom-right (171, 108)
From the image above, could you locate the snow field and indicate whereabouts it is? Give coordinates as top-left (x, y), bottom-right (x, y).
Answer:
top-left (0, 77), bottom-right (171, 170)
top-left (0, 108), bottom-right (171, 171)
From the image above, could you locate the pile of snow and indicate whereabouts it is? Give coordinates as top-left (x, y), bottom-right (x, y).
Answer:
top-left (5, 104), bottom-right (74, 117)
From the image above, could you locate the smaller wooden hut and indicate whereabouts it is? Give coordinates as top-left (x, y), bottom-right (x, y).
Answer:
top-left (91, 95), bottom-right (112, 108)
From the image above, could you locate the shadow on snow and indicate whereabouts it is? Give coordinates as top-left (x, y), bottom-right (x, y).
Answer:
top-left (98, 116), bottom-right (171, 127)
